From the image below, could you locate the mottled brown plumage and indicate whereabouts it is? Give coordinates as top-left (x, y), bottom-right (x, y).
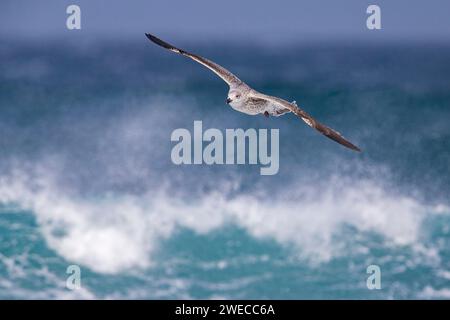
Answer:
top-left (145, 33), bottom-right (361, 152)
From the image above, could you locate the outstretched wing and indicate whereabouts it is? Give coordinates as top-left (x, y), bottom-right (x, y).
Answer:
top-left (254, 93), bottom-right (361, 152)
top-left (145, 33), bottom-right (242, 87)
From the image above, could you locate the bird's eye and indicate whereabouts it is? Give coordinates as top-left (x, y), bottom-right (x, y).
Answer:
top-left (236, 94), bottom-right (240, 98)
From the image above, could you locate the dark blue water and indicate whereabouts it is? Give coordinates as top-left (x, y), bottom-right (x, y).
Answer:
top-left (0, 39), bottom-right (449, 299)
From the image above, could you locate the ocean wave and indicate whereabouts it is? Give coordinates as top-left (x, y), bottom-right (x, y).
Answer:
top-left (419, 286), bottom-right (450, 299)
top-left (1, 43), bottom-right (449, 298)
top-left (0, 162), bottom-right (442, 275)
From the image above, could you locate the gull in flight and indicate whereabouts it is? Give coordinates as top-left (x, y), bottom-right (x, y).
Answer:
top-left (145, 33), bottom-right (361, 152)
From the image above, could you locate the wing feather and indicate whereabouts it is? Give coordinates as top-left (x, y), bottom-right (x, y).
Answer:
top-left (145, 33), bottom-right (242, 86)
top-left (254, 93), bottom-right (361, 152)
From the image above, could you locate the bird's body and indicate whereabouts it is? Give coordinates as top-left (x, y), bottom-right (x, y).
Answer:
top-left (145, 33), bottom-right (361, 152)
top-left (228, 85), bottom-right (290, 116)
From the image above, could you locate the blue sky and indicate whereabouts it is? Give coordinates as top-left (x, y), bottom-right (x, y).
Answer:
top-left (1, 0), bottom-right (450, 42)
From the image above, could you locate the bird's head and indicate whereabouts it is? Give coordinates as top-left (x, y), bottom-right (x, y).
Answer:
top-left (226, 90), bottom-right (243, 106)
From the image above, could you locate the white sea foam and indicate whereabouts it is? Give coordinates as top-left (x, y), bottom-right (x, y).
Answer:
top-left (419, 286), bottom-right (450, 299)
top-left (0, 96), bottom-right (445, 277)
top-left (0, 251), bottom-right (96, 299)
top-left (0, 162), bottom-right (437, 275)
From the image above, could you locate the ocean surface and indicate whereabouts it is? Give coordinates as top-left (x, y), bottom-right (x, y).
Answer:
top-left (0, 37), bottom-right (449, 299)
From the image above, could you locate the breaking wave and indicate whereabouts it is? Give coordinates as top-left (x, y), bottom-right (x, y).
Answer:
top-left (0, 160), bottom-right (440, 274)
top-left (1, 41), bottom-right (449, 298)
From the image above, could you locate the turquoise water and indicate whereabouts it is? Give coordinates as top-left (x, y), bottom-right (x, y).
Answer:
top-left (0, 40), bottom-right (449, 299)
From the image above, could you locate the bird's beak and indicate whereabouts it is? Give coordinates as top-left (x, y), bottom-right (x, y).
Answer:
top-left (226, 98), bottom-right (232, 104)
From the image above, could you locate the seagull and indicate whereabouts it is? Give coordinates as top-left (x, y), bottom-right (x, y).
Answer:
top-left (145, 33), bottom-right (361, 152)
